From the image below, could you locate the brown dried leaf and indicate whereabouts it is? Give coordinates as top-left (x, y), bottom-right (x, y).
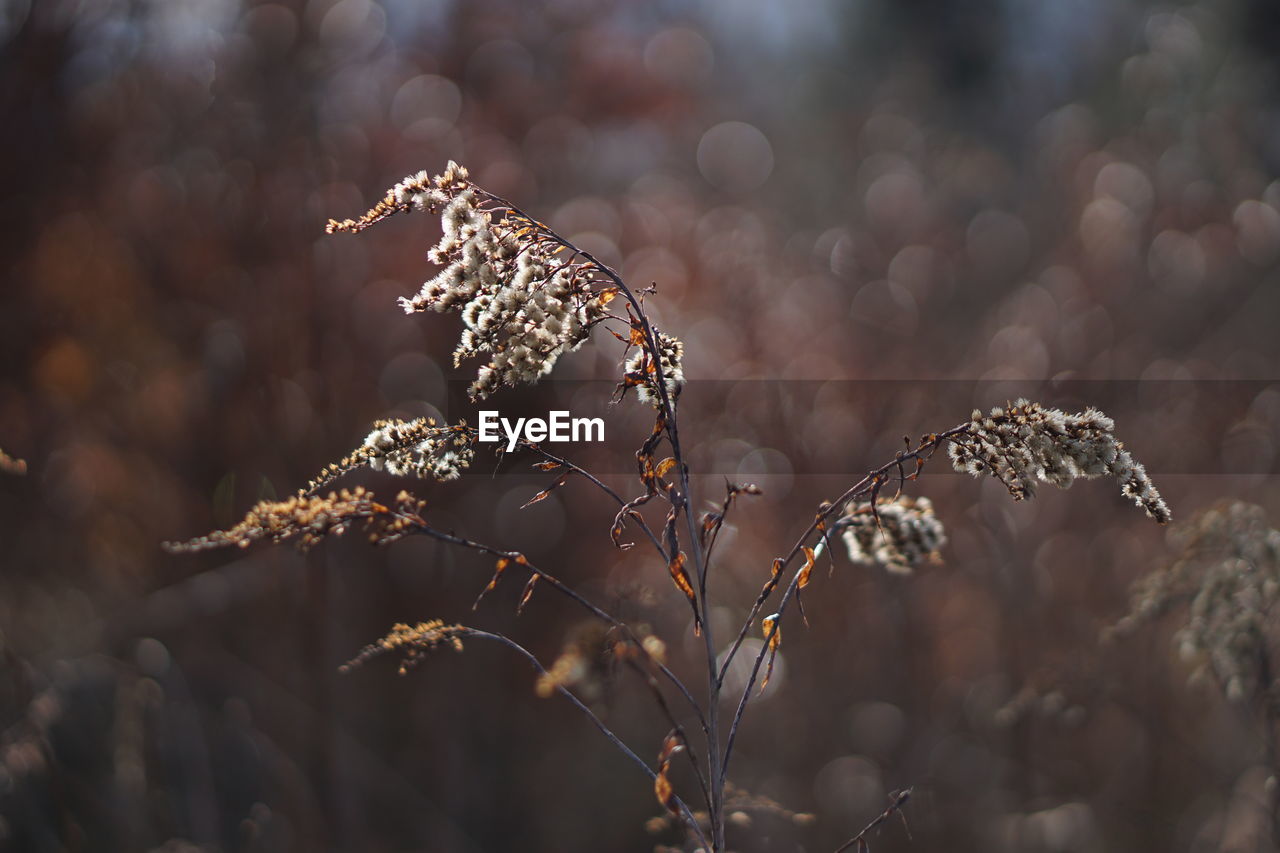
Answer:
top-left (668, 551), bottom-right (701, 635)
top-left (760, 614), bottom-right (781, 694)
top-left (654, 731), bottom-right (685, 817)
top-left (611, 412), bottom-right (668, 549)
top-left (517, 575), bottom-right (540, 614)
top-left (797, 546), bottom-right (816, 589)
top-left (473, 557), bottom-right (509, 610)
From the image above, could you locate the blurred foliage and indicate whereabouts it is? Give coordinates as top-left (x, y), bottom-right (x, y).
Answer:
top-left (2, 0), bottom-right (1280, 850)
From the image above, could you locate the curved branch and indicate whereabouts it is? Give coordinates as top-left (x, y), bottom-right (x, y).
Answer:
top-left (400, 515), bottom-right (709, 737)
top-left (719, 425), bottom-right (971, 786)
top-left (517, 443), bottom-right (670, 562)
top-left (479, 190), bottom-right (729, 847)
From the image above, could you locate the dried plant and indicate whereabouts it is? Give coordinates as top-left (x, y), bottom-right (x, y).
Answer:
top-left (836, 496), bottom-right (946, 574)
top-left (172, 163), bottom-right (1170, 852)
top-left (1108, 501), bottom-right (1280, 844)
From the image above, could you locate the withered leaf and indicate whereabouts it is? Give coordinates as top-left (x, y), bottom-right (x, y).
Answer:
top-left (653, 731), bottom-right (685, 817)
top-left (797, 547), bottom-right (816, 589)
top-left (517, 574), bottom-right (540, 614)
top-left (760, 613), bottom-right (781, 694)
top-left (611, 412), bottom-right (667, 549)
top-left (700, 511), bottom-right (723, 544)
top-left (473, 557), bottom-right (509, 610)
top-left (668, 551), bottom-right (701, 634)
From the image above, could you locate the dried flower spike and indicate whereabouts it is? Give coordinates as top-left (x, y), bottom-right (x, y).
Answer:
top-left (534, 622), bottom-right (614, 701)
top-left (341, 620), bottom-right (467, 675)
top-left (840, 495), bottom-right (946, 574)
top-left (327, 162), bottom-right (615, 399)
top-left (949, 399), bottom-right (1170, 523)
top-left (325, 161), bottom-right (470, 233)
top-left (307, 418), bottom-right (475, 494)
top-left (163, 487), bottom-right (424, 553)
top-left (1109, 501), bottom-right (1280, 701)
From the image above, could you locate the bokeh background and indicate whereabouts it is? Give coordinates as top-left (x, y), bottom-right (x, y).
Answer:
top-left (4, 0), bottom-right (1280, 850)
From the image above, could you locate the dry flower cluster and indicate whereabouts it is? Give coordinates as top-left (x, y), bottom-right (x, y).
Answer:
top-left (306, 417), bottom-right (476, 493)
top-left (838, 496), bottom-right (947, 574)
top-left (163, 487), bottom-right (425, 553)
top-left (949, 399), bottom-right (1171, 523)
top-left (625, 331), bottom-right (686, 407)
top-left (328, 162), bottom-right (623, 399)
top-left (172, 163), bottom-right (1174, 853)
top-left (340, 620), bottom-right (467, 675)
top-left (1109, 501), bottom-right (1280, 702)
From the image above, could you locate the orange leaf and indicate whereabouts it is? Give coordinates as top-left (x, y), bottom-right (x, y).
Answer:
top-left (797, 546), bottom-right (816, 589)
top-left (760, 614), bottom-right (781, 693)
top-left (473, 558), bottom-right (509, 610)
top-left (653, 731), bottom-right (685, 816)
top-left (668, 552), bottom-right (695, 602)
top-left (517, 574), bottom-right (539, 614)
top-left (668, 551), bottom-right (701, 635)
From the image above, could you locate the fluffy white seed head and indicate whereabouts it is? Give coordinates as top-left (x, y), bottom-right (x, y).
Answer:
top-left (840, 496), bottom-right (946, 574)
top-left (950, 399), bottom-right (1170, 523)
top-left (625, 332), bottom-right (685, 407)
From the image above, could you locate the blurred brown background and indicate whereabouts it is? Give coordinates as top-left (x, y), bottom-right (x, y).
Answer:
top-left (3, 0), bottom-right (1280, 850)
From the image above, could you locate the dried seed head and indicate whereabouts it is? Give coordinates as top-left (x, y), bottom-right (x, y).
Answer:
top-left (840, 495), bottom-right (946, 574)
top-left (341, 620), bottom-right (467, 675)
top-left (307, 418), bottom-right (475, 493)
top-left (950, 399), bottom-right (1170, 523)
top-left (624, 332), bottom-right (685, 407)
top-left (329, 163), bottom-right (614, 399)
top-left (162, 488), bottom-right (426, 553)
top-left (534, 622), bottom-right (614, 701)
top-left (1108, 501), bottom-right (1280, 702)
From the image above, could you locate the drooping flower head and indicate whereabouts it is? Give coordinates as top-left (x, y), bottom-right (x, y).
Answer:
top-left (949, 400), bottom-right (1170, 523)
top-left (328, 163), bottom-right (623, 400)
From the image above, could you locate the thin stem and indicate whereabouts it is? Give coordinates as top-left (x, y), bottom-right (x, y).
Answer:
top-left (402, 516), bottom-right (709, 737)
top-left (483, 191), bottom-right (727, 849)
top-left (617, 655), bottom-right (714, 815)
top-left (519, 443), bottom-right (669, 561)
top-left (831, 787), bottom-right (913, 853)
top-left (719, 426), bottom-right (970, 788)
top-left (463, 629), bottom-right (712, 852)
